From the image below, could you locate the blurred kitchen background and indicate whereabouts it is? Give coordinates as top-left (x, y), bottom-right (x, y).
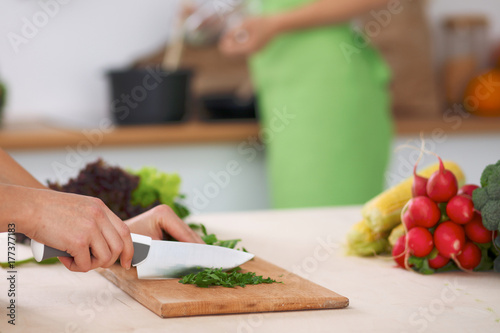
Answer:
top-left (0, 0), bottom-right (500, 213)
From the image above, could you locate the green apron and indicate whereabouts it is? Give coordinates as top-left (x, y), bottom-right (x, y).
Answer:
top-left (249, 0), bottom-right (393, 208)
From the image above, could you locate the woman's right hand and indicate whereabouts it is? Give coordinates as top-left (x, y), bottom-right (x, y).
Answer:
top-left (19, 187), bottom-right (134, 272)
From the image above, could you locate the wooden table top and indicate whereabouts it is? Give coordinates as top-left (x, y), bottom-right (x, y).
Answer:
top-left (1, 206), bottom-right (499, 332)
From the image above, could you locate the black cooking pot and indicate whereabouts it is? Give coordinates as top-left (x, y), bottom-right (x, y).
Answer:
top-left (107, 67), bottom-right (191, 125)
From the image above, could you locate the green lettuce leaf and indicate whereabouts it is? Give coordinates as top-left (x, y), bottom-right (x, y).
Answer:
top-left (129, 167), bottom-right (189, 218)
top-left (130, 167), bottom-right (181, 206)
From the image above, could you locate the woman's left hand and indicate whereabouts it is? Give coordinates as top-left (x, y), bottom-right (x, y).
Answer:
top-left (124, 205), bottom-right (204, 243)
top-left (219, 16), bottom-right (279, 56)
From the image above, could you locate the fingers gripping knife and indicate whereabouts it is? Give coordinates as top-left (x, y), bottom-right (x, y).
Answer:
top-left (31, 234), bottom-right (152, 266)
top-left (31, 233), bottom-right (254, 279)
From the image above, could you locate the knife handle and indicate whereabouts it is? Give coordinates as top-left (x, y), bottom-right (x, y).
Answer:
top-left (31, 233), bottom-right (152, 266)
top-left (31, 241), bottom-right (70, 261)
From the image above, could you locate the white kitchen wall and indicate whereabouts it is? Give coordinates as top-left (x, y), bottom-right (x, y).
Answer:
top-left (1, 0), bottom-right (499, 123)
top-left (1, 0), bottom-right (180, 125)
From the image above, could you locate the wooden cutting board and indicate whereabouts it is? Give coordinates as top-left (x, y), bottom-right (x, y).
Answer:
top-left (98, 257), bottom-right (348, 318)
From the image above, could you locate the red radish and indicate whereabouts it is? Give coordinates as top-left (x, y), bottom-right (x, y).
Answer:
top-left (428, 253), bottom-right (450, 269)
top-left (406, 196), bottom-right (441, 228)
top-left (457, 184), bottom-right (479, 197)
top-left (465, 213), bottom-right (494, 243)
top-left (446, 195), bottom-right (475, 224)
top-left (412, 174), bottom-right (428, 197)
top-left (455, 242), bottom-right (481, 270)
top-left (407, 227), bottom-right (434, 257)
top-left (392, 235), bottom-right (407, 268)
top-left (426, 157), bottom-right (458, 202)
top-left (412, 163), bottom-right (428, 197)
top-left (434, 221), bottom-right (466, 258)
top-left (402, 210), bottom-right (417, 230)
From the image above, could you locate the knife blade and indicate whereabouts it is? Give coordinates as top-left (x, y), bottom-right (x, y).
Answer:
top-left (31, 233), bottom-right (254, 279)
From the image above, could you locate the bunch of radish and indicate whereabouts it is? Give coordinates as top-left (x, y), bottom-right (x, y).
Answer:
top-left (393, 156), bottom-right (498, 274)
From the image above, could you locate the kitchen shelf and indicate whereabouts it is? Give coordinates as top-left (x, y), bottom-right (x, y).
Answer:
top-left (396, 116), bottom-right (500, 135)
top-left (1, 116), bottom-right (499, 150)
top-left (0, 120), bottom-right (260, 150)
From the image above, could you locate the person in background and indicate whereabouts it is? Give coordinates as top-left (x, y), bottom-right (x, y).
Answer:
top-left (219, 0), bottom-right (394, 208)
top-left (0, 148), bottom-right (203, 272)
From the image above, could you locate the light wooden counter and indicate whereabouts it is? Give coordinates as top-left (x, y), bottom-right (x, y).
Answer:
top-left (1, 206), bottom-right (499, 332)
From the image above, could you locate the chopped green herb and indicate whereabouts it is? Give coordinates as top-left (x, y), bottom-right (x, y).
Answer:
top-left (188, 223), bottom-right (244, 250)
top-left (179, 267), bottom-right (281, 288)
top-left (180, 224), bottom-right (265, 287)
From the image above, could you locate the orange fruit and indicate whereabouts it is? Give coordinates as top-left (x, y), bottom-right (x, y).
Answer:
top-left (463, 69), bottom-right (500, 117)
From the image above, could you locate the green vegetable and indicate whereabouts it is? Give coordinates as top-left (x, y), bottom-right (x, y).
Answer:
top-left (179, 225), bottom-right (263, 287)
top-left (480, 161), bottom-right (500, 187)
top-left (472, 160), bottom-right (500, 273)
top-left (472, 187), bottom-right (489, 211)
top-left (179, 267), bottom-right (280, 288)
top-left (473, 161), bottom-right (500, 233)
top-left (0, 257), bottom-right (59, 268)
top-left (486, 183), bottom-right (500, 200)
top-left (189, 223), bottom-right (245, 251)
top-left (345, 221), bottom-right (390, 256)
top-left (480, 202), bottom-right (500, 231)
top-left (130, 167), bottom-right (189, 218)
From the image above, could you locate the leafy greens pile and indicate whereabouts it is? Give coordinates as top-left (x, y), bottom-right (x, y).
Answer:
top-left (179, 267), bottom-right (279, 288)
top-left (178, 224), bottom-right (279, 288)
top-left (48, 159), bottom-right (189, 220)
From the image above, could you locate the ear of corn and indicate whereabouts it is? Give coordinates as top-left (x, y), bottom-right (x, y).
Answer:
top-left (362, 160), bottom-right (465, 234)
top-left (388, 223), bottom-right (405, 247)
top-left (345, 220), bottom-right (391, 256)
top-left (346, 160), bottom-right (465, 256)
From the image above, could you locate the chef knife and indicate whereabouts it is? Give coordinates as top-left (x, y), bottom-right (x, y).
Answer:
top-left (31, 233), bottom-right (254, 279)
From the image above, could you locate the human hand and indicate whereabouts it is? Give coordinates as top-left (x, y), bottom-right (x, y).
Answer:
top-left (21, 188), bottom-right (133, 272)
top-left (219, 16), bottom-right (279, 56)
top-left (124, 205), bottom-right (204, 244)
